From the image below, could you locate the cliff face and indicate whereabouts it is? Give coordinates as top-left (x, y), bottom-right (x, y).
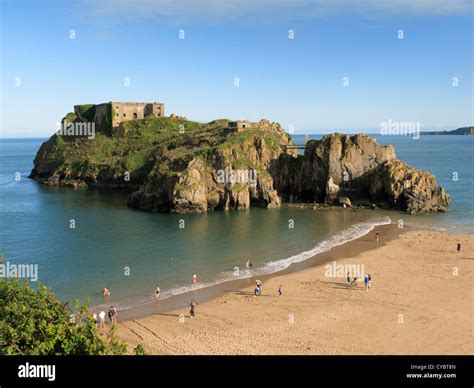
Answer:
top-left (372, 160), bottom-right (451, 214)
top-left (271, 134), bottom-right (450, 214)
top-left (30, 117), bottom-right (450, 214)
top-left (127, 124), bottom-right (293, 213)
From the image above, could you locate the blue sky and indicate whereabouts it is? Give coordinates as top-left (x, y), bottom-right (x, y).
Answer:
top-left (1, 0), bottom-right (472, 136)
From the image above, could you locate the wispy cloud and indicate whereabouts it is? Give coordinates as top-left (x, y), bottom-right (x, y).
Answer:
top-left (81, 0), bottom-right (473, 24)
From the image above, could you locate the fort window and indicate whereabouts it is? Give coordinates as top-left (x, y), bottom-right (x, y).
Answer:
top-left (133, 113), bottom-right (138, 119)
top-left (123, 113), bottom-right (126, 117)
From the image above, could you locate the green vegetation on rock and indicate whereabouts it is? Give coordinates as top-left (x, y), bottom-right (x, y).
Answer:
top-left (75, 104), bottom-right (96, 122)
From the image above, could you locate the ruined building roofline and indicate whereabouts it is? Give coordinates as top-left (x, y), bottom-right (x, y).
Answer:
top-left (108, 101), bottom-right (164, 105)
top-left (75, 102), bottom-right (164, 107)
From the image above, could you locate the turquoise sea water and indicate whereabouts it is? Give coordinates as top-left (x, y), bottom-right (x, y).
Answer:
top-left (0, 135), bottom-right (472, 310)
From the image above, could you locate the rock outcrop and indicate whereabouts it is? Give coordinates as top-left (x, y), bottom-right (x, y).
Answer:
top-left (30, 117), bottom-right (294, 213)
top-left (371, 160), bottom-right (451, 214)
top-left (271, 133), bottom-right (450, 214)
top-left (127, 125), bottom-right (290, 213)
top-left (29, 116), bottom-right (450, 214)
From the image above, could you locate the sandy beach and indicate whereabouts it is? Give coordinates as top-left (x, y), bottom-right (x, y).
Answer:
top-left (115, 227), bottom-right (473, 355)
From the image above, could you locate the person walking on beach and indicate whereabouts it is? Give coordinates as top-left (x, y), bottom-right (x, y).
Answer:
top-left (375, 233), bottom-right (379, 244)
top-left (98, 310), bottom-right (106, 328)
top-left (347, 270), bottom-right (351, 284)
top-left (192, 274), bottom-right (198, 285)
top-left (189, 299), bottom-right (197, 318)
top-left (368, 274), bottom-right (372, 289)
top-left (457, 243), bottom-right (462, 252)
top-left (254, 284), bottom-right (261, 297)
top-left (108, 306), bottom-right (117, 324)
top-left (254, 280), bottom-right (262, 296)
top-left (278, 284), bottom-right (283, 296)
top-left (92, 312), bottom-right (98, 327)
top-left (245, 260), bottom-right (253, 270)
top-left (155, 286), bottom-right (161, 299)
top-left (364, 274), bottom-right (369, 291)
top-left (112, 306), bottom-right (117, 324)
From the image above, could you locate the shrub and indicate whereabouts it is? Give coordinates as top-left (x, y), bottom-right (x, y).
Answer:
top-left (134, 344), bottom-right (148, 355)
top-left (0, 279), bottom-right (127, 355)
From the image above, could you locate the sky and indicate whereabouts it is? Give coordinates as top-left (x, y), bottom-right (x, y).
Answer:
top-left (0, 0), bottom-right (472, 136)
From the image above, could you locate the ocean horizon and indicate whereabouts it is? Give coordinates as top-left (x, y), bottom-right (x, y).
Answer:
top-left (0, 130), bottom-right (466, 139)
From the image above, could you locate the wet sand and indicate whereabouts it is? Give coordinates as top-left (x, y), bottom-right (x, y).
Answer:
top-left (114, 226), bottom-right (473, 354)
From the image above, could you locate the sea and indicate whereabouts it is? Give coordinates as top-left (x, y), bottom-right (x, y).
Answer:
top-left (0, 134), bottom-right (472, 310)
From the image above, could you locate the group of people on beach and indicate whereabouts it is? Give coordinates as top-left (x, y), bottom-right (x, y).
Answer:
top-left (346, 271), bottom-right (372, 290)
top-left (185, 279), bottom-right (283, 319)
top-left (89, 288), bottom-right (116, 328)
top-left (97, 232), bottom-right (390, 325)
top-left (94, 232), bottom-right (463, 329)
top-left (253, 279), bottom-right (284, 297)
top-left (158, 239), bottom-right (462, 318)
top-left (342, 233), bottom-right (378, 287)
top-left (93, 254), bottom-right (283, 326)
top-left (92, 306), bottom-right (117, 328)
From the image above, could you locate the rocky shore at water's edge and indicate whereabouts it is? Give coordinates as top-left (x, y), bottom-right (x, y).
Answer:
top-left (29, 115), bottom-right (451, 215)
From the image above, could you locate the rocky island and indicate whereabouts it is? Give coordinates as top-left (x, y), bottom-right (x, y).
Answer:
top-left (29, 103), bottom-right (451, 214)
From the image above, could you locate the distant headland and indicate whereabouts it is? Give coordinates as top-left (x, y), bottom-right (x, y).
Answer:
top-left (421, 127), bottom-right (473, 135)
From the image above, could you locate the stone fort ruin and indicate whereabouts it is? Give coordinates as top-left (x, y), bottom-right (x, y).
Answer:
top-left (228, 119), bottom-right (283, 133)
top-left (73, 101), bottom-right (165, 136)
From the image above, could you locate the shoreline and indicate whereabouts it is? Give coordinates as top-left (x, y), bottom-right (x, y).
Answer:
top-left (116, 222), bottom-right (397, 322)
top-left (115, 226), bottom-right (473, 354)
